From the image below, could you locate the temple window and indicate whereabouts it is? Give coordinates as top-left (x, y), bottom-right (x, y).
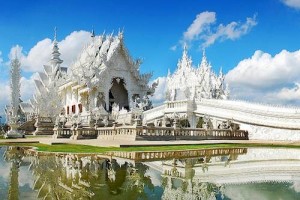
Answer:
top-left (78, 104), bottom-right (83, 113)
top-left (67, 106), bottom-right (69, 115)
top-left (72, 105), bottom-right (76, 113)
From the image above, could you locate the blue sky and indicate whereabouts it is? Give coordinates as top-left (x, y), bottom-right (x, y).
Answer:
top-left (1, 0), bottom-right (300, 118)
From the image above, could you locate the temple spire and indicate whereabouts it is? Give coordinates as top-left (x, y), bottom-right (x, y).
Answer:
top-left (54, 27), bottom-right (57, 41)
top-left (183, 43), bottom-right (188, 56)
top-left (200, 48), bottom-right (208, 68)
top-left (219, 67), bottom-right (223, 77)
top-left (167, 68), bottom-right (171, 77)
top-left (10, 56), bottom-right (21, 122)
top-left (91, 27), bottom-right (95, 38)
top-left (51, 27), bottom-right (63, 66)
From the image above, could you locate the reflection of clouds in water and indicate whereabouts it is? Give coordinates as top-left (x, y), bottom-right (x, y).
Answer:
top-left (144, 163), bottom-right (162, 187)
top-left (291, 181), bottom-right (300, 193)
top-left (0, 148), bottom-right (10, 182)
top-left (0, 148), bottom-right (34, 189)
top-left (0, 162), bottom-right (10, 182)
top-left (0, 163), bottom-right (34, 188)
top-left (224, 186), bottom-right (269, 200)
top-left (224, 183), bottom-right (299, 200)
top-left (18, 166), bottom-right (34, 188)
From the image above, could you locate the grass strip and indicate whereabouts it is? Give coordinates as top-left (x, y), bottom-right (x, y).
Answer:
top-left (1, 142), bottom-right (300, 153)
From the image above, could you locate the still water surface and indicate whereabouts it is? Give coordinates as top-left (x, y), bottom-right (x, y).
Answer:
top-left (1, 146), bottom-right (300, 200)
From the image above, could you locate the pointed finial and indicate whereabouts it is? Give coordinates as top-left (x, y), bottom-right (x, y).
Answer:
top-left (202, 47), bottom-right (206, 58)
top-left (14, 49), bottom-right (18, 60)
top-left (183, 43), bottom-right (188, 53)
top-left (54, 27), bottom-right (57, 41)
top-left (91, 26), bottom-right (95, 38)
top-left (118, 28), bottom-right (124, 40)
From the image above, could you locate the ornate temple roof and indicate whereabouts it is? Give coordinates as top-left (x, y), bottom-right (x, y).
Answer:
top-left (167, 46), bottom-right (229, 101)
top-left (67, 31), bottom-right (152, 90)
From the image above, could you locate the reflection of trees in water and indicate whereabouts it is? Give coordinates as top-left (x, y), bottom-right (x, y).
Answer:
top-left (30, 154), bottom-right (97, 199)
top-left (105, 160), bottom-right (155, 199)
top-left (4, 147), bottom-right (23, 200)
top-left (23, 153), bottom-right (157, 199)
top-left (123, 163), bottom-right (155, 199)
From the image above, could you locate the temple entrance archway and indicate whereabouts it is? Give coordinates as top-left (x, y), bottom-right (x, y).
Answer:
top-left (108, 78), bottom-right (129, 112)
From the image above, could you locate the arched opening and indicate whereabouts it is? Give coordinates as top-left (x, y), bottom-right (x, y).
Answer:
top-left (109, 78), bottom-right (129, 112)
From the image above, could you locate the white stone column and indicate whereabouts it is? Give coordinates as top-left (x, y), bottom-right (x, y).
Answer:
top-left (105, 88), bottom-right (109, 111)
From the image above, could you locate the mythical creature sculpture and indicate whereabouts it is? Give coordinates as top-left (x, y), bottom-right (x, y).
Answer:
top-left (133, 95), bottom-right (153, 111)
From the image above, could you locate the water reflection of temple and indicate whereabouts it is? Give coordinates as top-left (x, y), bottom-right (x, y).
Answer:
top-left (2, 147), bottom-right (300, 199)
top-left (158, 148), bottom-right (300, 199)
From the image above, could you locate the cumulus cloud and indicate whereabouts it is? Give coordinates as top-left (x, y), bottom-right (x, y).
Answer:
top-left (181, 11), bottom-right (257, 48)
top-left (267, 83), bottom-right (300, 104)
top-left (282, 0), bottom-right (300, 9)
top-left (226, 49), bottom-right (300, 105)
top-left (9, 42), bottom-right (52, 72)
top-left (149, 76), bottom-right (167, 105)
top-left (10, 30), bottom-right (91, 72)
top-left (0, 81), bottom-right (10, 116)
top-left (183, 11), bottom-right (216, 41)
top-left (20, 74), bottom-right (38, 101)
top-left (203, 15), bottom-right (257, 47)
top-left (59, 30), bottom-right (92, 67)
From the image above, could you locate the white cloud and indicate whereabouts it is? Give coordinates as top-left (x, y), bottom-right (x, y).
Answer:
top-left (20, 74), bottom-right (38, 101)
top-left (183, 11), bottom-right (216, 41)
top-left (269, 83), bottom-right (300, 104)
top-left (0, 81), bottom-right (10, 117)
top-left (182, 12), bottom-right (257, 48)
top-left (203, 15), bottom-right (257, 47)
top-left (226, 49), bottom-right (300, 105)
top-left (150, 76), bottom-right (167, 105)
top-left (59, 30), bottom-right (92, 67)
top-left (282, 0), bottom-right (300, 9)
top-left (10, 30), bottom-right (91, 72)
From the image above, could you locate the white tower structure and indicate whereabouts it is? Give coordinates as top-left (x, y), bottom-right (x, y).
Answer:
top-left (5, 55), bottom-right (24, 138)
top-left (33, 27), bottom-right (65, 119)
top-left (10, 56), bottom-right (21, 123)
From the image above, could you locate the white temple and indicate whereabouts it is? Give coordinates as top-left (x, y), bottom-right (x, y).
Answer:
top-left (5, 28), bottom-right (300, 141)
top-left (60, 31), bottom-right (155, 115)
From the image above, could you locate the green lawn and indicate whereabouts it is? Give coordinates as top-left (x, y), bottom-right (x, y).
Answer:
top-left (1, 142), bottom-right (300, 154)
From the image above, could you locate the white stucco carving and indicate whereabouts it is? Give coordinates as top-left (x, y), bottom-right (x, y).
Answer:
top-left (166, 46), bottom-right (229, 102)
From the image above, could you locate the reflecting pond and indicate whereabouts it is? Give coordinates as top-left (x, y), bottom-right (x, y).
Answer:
top-left (1, 146), bottom-right (300, 199)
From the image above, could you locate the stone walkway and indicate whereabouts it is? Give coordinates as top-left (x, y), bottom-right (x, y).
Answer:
top-left (1, 136), bottom-right (300, 147)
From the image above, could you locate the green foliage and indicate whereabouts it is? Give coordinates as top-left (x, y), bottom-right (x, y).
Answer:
top-left (179, 119), bottom-right (190, 128)
top-left (197, 117), bottom-right (204, 128)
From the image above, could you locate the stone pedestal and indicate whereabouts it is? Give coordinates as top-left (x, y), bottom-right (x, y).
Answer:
top-left (5, 124), bottom-right (25, 139)
top-left (33, 117), bottom-right (54, 135)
